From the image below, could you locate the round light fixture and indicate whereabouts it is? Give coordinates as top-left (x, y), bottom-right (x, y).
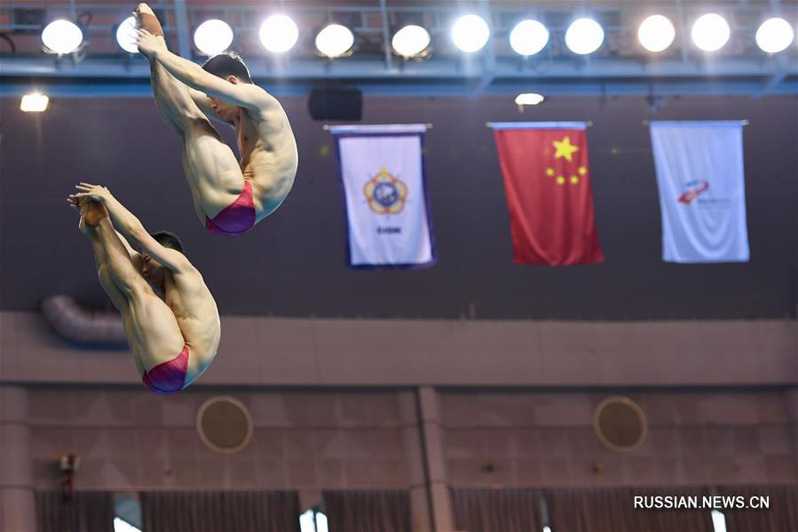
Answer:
top-left (509, 19), bottom-right (550, 56)
top-left (315, 23), bottom-right (355, 58)
top-left (691, 13), bottom-right (730, 52)
top-left (451, 14), bottom-right (490, 53)
top-left (565, 18), bottom-right (605, 55)
top-left (42, 20), bottom-right (83, 54)
top-left (638, 15), bottom-right (676, 52)
top-left (515, 93), bottom-right (545, 106)
top-left (115, 16), bottom-right (138, 54)
top-left (391, 25), bottom-right (431, 58)
top-left (259, 14), bottom-right (299, 53)
top-left (756, 17), bottom-right (794, 54)
top-left (193, 19), bottom-right (234, 56)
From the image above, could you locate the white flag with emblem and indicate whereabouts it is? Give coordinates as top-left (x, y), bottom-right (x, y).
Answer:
top-left (330, 124), bottom-right (436, 268)
top-left (650, 121), bottom-right (750, 263)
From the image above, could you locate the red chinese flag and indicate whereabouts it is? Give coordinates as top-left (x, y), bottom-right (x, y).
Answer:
top-left (494, 126), bottom-right (604, 265)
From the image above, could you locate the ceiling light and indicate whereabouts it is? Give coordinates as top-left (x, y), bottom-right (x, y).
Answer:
top-left (515, 93), bottom-right (545, 106)
top-left (691, 13), bottom-right (730, 52)
top-left (193, 19), bottom-right (234, 56)
top-left (315, 24), bottom-right (355, 58)
top-left (259, 14), bottom-right (299, 53)
top-left (509, 19), bottom-right (549, 56)
top-left (41, 20), bottom-right (83, 54)
top-left (638, 15), bottom-right (676, 52)
top-left (451, 14), bottom-right (490, 53)
top-left (756, 17), bottom-right (795, 54)
top-left (391, 25), bottom-right (431, 58)
top-left (21, 92), bottom-right (49, 113)
top-left (565, 18), bottom-right (604, 55)
top-left (115, 16), bottom-right (138, 54)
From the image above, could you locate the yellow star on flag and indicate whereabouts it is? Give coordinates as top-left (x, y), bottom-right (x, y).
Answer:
top-left (552, 136), bottom-right (579, 162)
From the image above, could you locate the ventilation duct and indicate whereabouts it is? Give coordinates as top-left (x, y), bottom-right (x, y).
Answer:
top-left (41, 295), bottom-right (127, 346)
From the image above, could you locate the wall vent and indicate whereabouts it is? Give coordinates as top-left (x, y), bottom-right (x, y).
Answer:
top-left (593, 396), bottom-right (647, 452)
top-left (196, 396), bottom-right (253, 454)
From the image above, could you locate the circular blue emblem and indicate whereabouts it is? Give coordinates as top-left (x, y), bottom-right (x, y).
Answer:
top-left (373, 182), bottom-right (399, 207)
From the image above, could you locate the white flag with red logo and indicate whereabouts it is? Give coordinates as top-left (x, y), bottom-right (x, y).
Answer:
top-left (330, 124), bottom-right (436, 268)
top-left (650, 121), bottom-right (750, 263)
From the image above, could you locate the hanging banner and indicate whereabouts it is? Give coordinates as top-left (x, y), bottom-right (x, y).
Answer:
top-left (491, 122), bottom-right (604, 266)
top-left (330, 124), bottom-right (436, 268)
top-left (650, 121), bottom-right (749, 263)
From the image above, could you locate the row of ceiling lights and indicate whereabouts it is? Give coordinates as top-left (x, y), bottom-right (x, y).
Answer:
top-left (38, 12), bottom-right (798, 58)
top-left (20, 89), bottom-right (548, 113)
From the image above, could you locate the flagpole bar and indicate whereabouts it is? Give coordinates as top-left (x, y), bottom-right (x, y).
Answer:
top-left (486, 121), bottom-right (592, 129)
top-left (323, 123), bottom-right (432, 131)
top-left (642, 120), bottom-right (750, 126)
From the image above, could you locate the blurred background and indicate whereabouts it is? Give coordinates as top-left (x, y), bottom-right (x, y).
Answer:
top-left (0, 1), bottom-right (797, 531)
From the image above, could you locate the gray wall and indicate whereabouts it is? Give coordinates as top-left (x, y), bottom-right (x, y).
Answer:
top-left (1, 95), bottom-right (796, 320)
top-left (2, 312), bottom-right (796, 387)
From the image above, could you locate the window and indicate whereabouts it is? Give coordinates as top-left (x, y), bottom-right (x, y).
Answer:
top-left (300, 506), bottom-right (328, 532)
top-left (114, 493), bottom-right (142, 532)
top-left (114, 517), bottom-right (141, 532)
top-left (711, 510), bottom-right (727, 532)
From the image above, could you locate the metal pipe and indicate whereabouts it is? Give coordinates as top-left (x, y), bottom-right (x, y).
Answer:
top-left (378, 0), bottom-right (393, 70)
top-left (173, 0), bottom-right (191, 59)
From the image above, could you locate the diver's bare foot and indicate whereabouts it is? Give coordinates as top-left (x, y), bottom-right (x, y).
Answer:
top-left (76, 200), bottom-right (90, 234)
top-left (78, 214), bottom-right (89, 234)
top-left (136, 3), bottom-right (153, 16)
top-left (135, 3), bottom-right (164, 38)
top-left (81, 199), bottom-right (108, 228)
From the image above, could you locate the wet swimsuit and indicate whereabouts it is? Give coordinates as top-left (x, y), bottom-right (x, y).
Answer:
top-left (142, 345), bottom-right (189, 395)
top-left (205, 181), bottom-right (256, 236)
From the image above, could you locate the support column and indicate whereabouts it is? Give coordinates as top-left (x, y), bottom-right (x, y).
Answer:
top-left (0, 386), bottom-right (35, 532)
top-left (786, 389), bottom-right (798, 481)
top-left (417, 387), bottom-right (455, 532)
top-left (398, 391), bottom-right (432, 532)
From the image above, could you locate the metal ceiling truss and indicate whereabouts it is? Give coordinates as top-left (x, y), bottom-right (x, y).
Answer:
top-left (1, 1), bottom-right (796, 98)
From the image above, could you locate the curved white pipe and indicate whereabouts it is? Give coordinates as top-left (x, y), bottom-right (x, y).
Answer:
top-left (41, 295), bottom-right (127, 346)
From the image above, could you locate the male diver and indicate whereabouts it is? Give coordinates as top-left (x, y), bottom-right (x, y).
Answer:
top-left (69, 183), bottom-right (220, 393)
top-left (134, 3), bottom-right (298, 235)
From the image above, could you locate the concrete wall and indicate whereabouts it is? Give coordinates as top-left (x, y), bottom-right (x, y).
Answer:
top-left (26, 388), bottom-right (414, 493)
top-left (2, 312), bottom-right (796, 387)
top-left (9, 385), bottom-right (798, 532)
top-left (440, 389), bottom-right (798, 488)
top-left (2, 312), bottom-right (796, 530)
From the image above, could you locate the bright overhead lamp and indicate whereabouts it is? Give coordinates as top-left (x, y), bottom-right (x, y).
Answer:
top-left (21, 92), bottom-right (49, 113)
top-left (565, 18), bottom-right (604, 55)
top-left (509, 19), bottom-right (549, 56)
top-left (193, 19), bottom-right (234, 56)
top-left (451, 14), bottom-right (490, 53)
top-left (691, 13), bottom-right (730, 52)
top-left (315, 23), bottom-right (355, 58)
top-left (756, 17), bottom-right (795, 54)
top-left (259, 14), bottom-right (299, 53)
top-left (41, 20), bottom-right (83, 54)
top-left (515, 93), bottom-right (545, 106)
top-left (115, 16), bottom-right (138, 54)
top-left (391, 25), bottom-right (431, 58)
top-left (638, 15), bottom-right (676, 52)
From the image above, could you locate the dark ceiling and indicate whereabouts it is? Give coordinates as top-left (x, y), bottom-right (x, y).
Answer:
top-left (1, 93), bottom-right (796, 320)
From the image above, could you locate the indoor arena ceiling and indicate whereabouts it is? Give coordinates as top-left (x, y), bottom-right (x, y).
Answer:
top-left (1, 1), bottom-right (797, 97)
top-left (1, 1), bottom-right (797, 320)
